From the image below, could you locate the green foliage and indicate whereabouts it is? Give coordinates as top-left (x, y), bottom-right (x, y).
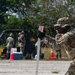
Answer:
top-left (0, 0), bottom-right (75, 38)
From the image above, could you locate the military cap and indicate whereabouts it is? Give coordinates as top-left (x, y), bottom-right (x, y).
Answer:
top-left (54, 17), bottom-right (71, 27)
top-left (54, 24), bottom-right (71, 27)
top-left (54, 24), bottom-right (61, 27)
top-left (57, 17), bottom-right (70, 24)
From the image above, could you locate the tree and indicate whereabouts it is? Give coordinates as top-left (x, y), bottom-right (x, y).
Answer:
top-left (1, 0), bottom-right (75, 36)
top-left (0, 0), bottom-right (37, 31)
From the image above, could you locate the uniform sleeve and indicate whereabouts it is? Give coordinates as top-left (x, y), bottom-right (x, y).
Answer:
top-left (56, 33), bottom-right (69, 45)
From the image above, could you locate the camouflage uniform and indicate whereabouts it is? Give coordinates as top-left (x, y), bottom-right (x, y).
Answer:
top-left (18, 31), bottom-right (25, 53)
top-left (6, 33), bottom-right (14, 53)
top-left (54, 17), bottom-right (75, 75)
top-left (55, 32), bottom-right (62, 59)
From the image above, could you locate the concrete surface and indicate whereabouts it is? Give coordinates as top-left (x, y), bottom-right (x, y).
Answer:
top-left (0, 60), bottom-right (71, 75)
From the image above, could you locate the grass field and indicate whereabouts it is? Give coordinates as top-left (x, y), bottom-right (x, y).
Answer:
top-left (41, 47), bottom-right (69, 60)
top-left (0, 46), bottom-right (69, 60)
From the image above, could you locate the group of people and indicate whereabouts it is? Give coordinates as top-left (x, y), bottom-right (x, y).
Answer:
top-left (1, 31), bottom-right (25, 59)
top-left (1, 30), bottom-right (40, 59)
top-left (1, 17), bottom-right (75, 74)
top-left (1, 29), bottom-right (62, 60)
top-left (6, 31), bottom-right (25, 53)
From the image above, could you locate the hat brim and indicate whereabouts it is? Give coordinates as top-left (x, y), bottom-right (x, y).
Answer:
top-left (54, 24), bottom-right (71, 27)
top-left (54, 24), bottom-right (61, 27)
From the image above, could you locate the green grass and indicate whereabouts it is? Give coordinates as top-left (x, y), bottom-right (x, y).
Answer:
top-left (41, 47), bottom-right (69, 60)
top-left (0, 45), bottom-right (70, 60)
top-left (41, 47), bottom-right (50, 60)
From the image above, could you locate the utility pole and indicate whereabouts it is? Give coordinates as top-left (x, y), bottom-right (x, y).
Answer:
top-left (35, 26), bottom-right (44, 75)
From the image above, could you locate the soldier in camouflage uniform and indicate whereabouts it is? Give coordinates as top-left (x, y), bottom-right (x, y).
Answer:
top-left (18, 31), bottom-right (25, 53)
top-left (54, 17), bottom-right (75, 75)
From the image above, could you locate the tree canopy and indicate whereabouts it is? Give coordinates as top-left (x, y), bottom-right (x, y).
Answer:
top-left (0, 0), bottom-right (75, 36)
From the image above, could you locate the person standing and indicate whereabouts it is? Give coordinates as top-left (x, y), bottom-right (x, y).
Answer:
top-left (18, 31), bottom-right (25, 53)
top-left (6, 33), bottom-right (15, 59)
top-left (55, 30), bottom-right (62, 59)
top-left (9, 33), bottom-right (15, 47)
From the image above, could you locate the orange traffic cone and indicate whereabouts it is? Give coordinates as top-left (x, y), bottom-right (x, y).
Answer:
top-left (9, 48), bottom-right (14, 60)
top-left (9, 51), bottom-right (14, 60)
top-left (49, 50), bottom-right (55, 60)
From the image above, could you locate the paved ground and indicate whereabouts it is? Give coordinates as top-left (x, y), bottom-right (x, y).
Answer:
top-left (0, 60), bottom-right (71, 75)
